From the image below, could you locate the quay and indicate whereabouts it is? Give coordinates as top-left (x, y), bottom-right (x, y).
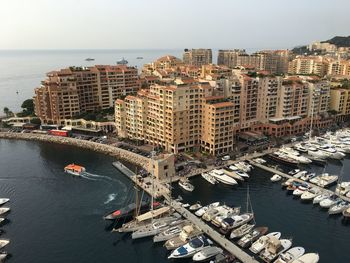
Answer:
top-left (250, 161), bottom-right (350, 203)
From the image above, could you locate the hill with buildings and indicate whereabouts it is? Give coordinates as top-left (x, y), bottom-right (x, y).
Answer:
top-left (292, 35), bottom-right (350, 54)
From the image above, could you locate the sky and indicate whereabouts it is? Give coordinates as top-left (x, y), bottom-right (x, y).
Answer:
top-left (0, 0), bottom-right (349, 50)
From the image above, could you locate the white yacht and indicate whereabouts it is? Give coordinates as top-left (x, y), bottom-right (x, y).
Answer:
top-left (259, 238), bottom-right (292, 263)
top-left (335, 182), bottom-right (350, 195)
top-left (168, 235), bottom-right (213, 259)
top-left (202, 205), bottom-right (235, 222)
top-left (195, 202), bottom-right (220, 217)
top-left (294, 144), bottom-right (308, 153)
top-left (153, 221), bottom-right (189, 243)
top-left (222, 169), bottom-right (244, 181)
top-left (189, 203), bottom-right (202, 211)
top-left (230, 223), bottom-right (255, 239)
top-left (220, 213), bottom-right (254, 233)
top-left (192, 246), bottom-right (223, 262)
top-left (316, 145), bottom-right (345, 159)
top-left (238, 226), bottom-right (269, 248)
top-left (0, 199), bottom-right (9, 206)
top-left (274, 247), bottom-right (305, 263)
top-left (300, 188), bottom-right (320, 201)
top-left (211, 206), bottom-right (241, 227)
top-left (164, 225), bottom-right (202, 250)
top-left (319, 195), bottom-right (340, 208)
top-left (306, 146), bottom-right (328, 159)
top-left (210, 170), bottom-right (238, 185)
top-left (291, 253), bottom-right (319, 263)
top-left (310, 174), bottom-right (338, 188)
top-left (313, 192), bottom-right (331, 204)
top-left (254, 158), bottom-right (267, 164)
top-left (0, 207), bottom-right (10, 216)
top-left (300, 173), bottom-right (316, 182)
top-left (288, 169), bottom-right (301, 176)
top-left (271, 174), bottom-right (282, 182)
top-left (250, 232), bottom-right (282, 254)
top-left (328, 200), bottom-right (349, 215)
top-left (179, 179), bottom-right (195, 192)
top-left (235, 161), bottom-right (252, 172)
top-left (235, 170), bottom-right (250, 179)
top-left (228, 165), bottom-right (239, 171)
top-left (293, 171), bottom-right (308, 179)
top-left (201, 173), bottom-right (217, 185)
top-left (0, 239), bottom-right (9, 249)
top-left (293, 186), bottom-right (309, 197)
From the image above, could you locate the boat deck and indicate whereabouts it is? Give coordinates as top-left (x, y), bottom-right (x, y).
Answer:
top-left (250, 161), bottom-right (350, 203)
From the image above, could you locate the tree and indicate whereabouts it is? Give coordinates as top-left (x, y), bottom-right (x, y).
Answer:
top-left (3, 107), bottom-right (9, 117)
top-left (21, 99), bottom-right (34, 114)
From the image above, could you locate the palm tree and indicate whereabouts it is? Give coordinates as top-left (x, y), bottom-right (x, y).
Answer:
top-left (3, 107), bottom-right (9, 117)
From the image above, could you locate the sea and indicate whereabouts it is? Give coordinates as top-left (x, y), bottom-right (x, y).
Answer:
top-left (0, 139), bottom-right (350, 262)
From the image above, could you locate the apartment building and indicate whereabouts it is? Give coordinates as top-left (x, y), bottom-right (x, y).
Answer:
top-left (288, 56), bottom-right (329, 76)
top-left (34, 65), bottom-right (140, 124)
top-left (183, 49), bottom-right (212, 67)
top-left (142, 55), bottom-right (183, 76)
top-left (217, 49), bottom-right (246, 68)
top-left (257, 77), bottom-right (280, 122)
top-left (308, 81), bottom-right (331, 117)
top-left (330, 88), bottom-right (350, 116)
top-left (328, 60), bottom-right (350, 76)
top-left (200, 64), bottom-right (233, 80)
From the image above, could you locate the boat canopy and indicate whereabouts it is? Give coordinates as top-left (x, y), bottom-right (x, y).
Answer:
top-left (135, 206), bottom-right (170, 222)
top-left (64, 164), bottom-right (84, 172)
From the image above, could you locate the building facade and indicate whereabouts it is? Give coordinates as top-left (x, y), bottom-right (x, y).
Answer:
top-left (183, 49), bottom-right (212, 67)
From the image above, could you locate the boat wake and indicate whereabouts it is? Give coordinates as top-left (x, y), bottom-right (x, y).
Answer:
top-left (81, 172), bottom-right (116, 182)
top-left (104, 193), bottom-right (118, 204)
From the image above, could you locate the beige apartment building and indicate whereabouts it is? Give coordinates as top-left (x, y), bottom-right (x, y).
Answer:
top-left (183, 49), bottom-right (212, 67)
top-left (34, 65), bottom-right (140, 124)
top-left (142, 55), bottom-right (183, 76)
top-left (115, 81), bottom-right (235, 155)
top-left (328, 60), bottom-right (350, 76)
top-left (330, 88), bottom-right (350, 116)
top-left (288, 56), bottom-right (329, 76)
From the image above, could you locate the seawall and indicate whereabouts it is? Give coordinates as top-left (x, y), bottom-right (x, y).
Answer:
top-left (0, 132), bottom-right (150, 170)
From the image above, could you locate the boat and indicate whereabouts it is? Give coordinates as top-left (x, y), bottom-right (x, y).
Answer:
top-left (201, 173), bottom-right (217, 185)
top-left (192, 246), bottom-right (223, 262)
top-left (300, 188), bottom-right (320, 201)
top-left (271, 174), bottom-right (282, 182)
top-left (189, 202), bottom-right (202, 211)
top-left (300, 173), bottom-right (316, 181)
top-left (136, 56), bottom-right (143, 59)
top-left (168, 235), bottom-right (213, 259)
top-left (104, 201), bottom-right (160, 220)
top-left (259, 238), bottom-right (292, 263)
top-left (164, 224), bottom-right (202, 250)
top-left (237, 226), bottom-right (268, 248)
top-left (319, 195), bottom-right (340, 208)
top-left (222, 168), bottom-right (244, 182)
top-left (268, 153), bottom-right (298, 166)
top-left (291, 253), bottom-right (319, 263)
top-left (335, 182), bottom-right (350, 195)
top-left (342, 207), bottom-right (350, 219)
top-left (328, 200), bottom-right (349, 215)
top-left (0, 199), bottom-right (9, 206)
top-left (293, 185), bottom-right (310, 197)
top-left (209, 253), bottom-right (236, 263)
top-left (117, 57), bottom-right (128, 65)
top-left (293, 171), bottom-right (308, 179)
top-left (153, 221), bottom-right (189, 243)
top-left (209, 170), bottom-right (237, 185)
top-left (288, 169), bottom-right (301, 176)
top-left (250, 232), bottom-right (282, 254)
top-left (304, 155), bottom-right (326, 166)
top-left (182, 203), bottom-right (190, 208)
top-left (306, 146), bottom-right (329, 159)
top-left (316, 145), bottom-right (345, 160)
top-left (254, 158), bottom-right (267, 164)
top-left (85, 58), bottom-right (94, 61)
top-left (229, 223), bottom-right (255, 239)
top-left (220, 213), bottom-right (254, 234)
top-left (0, 208), bottom-right (10, 216)
top-left (235, 162), bottom-right (252, 172)
top-left (195, 202), bottom-right (220, 217)
top-left (0, 239), bottom-right (9, 249)
top-left (179, 178), bottom-right (194, 192)
top-left (282, 178), bottom-right (297, 188)
top-left (64, 163), bottom-right (86, 176)
top-left (0, 252), bottom-right (7, 262)
top-left (313, 192), bottom-right (331, 204)
top-left (228, 165), bottom-right (239, 171)
top-left (202, 205), bottom-right (236, 222)
top-left (274, 247), bottom-right (305, 263)
top-left (211, 206), bottom-right (241, 227)
top-left (235, 170), bottom-right (250, 180)
top-left (310, 174), bottom-right (338, 188)
top-left (294, 144), bottom-right (308, 153)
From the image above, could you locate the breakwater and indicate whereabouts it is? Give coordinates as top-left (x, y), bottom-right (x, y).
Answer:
top-left (0, 132), bottom-right (150, 170)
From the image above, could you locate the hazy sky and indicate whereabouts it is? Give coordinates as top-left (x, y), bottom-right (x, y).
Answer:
top-left (1, 0), bottom-right (349, 50)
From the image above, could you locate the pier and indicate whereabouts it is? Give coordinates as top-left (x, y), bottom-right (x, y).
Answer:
top-left (250, 161), bottom-right (350, 203)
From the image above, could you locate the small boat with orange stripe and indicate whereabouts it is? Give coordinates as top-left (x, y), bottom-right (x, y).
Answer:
top-left (64, 164), bottom-right (86, 176)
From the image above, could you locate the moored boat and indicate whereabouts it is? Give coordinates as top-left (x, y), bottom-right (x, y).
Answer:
top-left (189, 202), bottom-right (202, 211)
top-left (153, 221), bottom-right (189, 243)
top-left (0, 239), bottom-right (9, 249)
top-left (164, 224), bottom-right (202, 250)
top-left (201, 173), bottom-right (217, 185)
top-left (0, 208), bottom-right (10, 216)
top-left (291, 253), bottom-right (319, 263)
top-left (179, 178), bottom-right (195, 192)
top-left (168, 235), bottom-right (213, 259)
top-left (209, 170), bottom-right (237, 186)
top-left (237, 226), bottom-right (268, 248)
top-left (195, 202), bottom-right (220, 217)
top-left (319, 194), bottom-right (340, 208)
top-left (259, 238), bottom-right (292, 263)
top-left (250, 232), bottom-right (282, 254)
top-left (274, 247), bottom-right (305, 263)
top-left (271, 174), bottom-right (282, 182)
top-left (229, 223), bottom-right (255, 239)
top-left (313, 192), bottom-right (331, 204)
top-left (220, 213), bottom-right (254, 234)
top-left (328, 200), bottom-right (349, 215)
top-left (192, 246), bottom-right (223, 262)
top-left (104, 201), bottom-right (160, 220)
top-left (0, 199), bottom-right (9, 206)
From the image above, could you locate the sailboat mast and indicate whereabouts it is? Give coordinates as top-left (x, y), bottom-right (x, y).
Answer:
top-left (309, 91), bottom-right (315, 141)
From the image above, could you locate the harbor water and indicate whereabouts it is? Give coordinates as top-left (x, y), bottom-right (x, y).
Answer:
top-left (1, 139), bottom-right (350, 262)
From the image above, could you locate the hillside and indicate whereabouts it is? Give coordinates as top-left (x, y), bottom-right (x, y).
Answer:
top-left (321, 36), bottom-right (350, 47)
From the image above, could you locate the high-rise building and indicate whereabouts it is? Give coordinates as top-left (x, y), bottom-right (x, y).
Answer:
top-left (183, 49), bottom-right (212, 67)
top-left (34, 65), bottom-right (140, 124)
top-left (288, 56), bottom-right (329, 76)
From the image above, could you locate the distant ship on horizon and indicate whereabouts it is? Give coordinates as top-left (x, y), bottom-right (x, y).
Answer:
top-left (85, 58), bottom-right (95, 61)
top-left (117, 57), bottom-right (128, 65)
top-left (136, 56), bottom-right (143, 59)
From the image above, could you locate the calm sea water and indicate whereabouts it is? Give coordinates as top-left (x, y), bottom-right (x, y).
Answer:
top-left (0, 139), bottom-right (349, 262)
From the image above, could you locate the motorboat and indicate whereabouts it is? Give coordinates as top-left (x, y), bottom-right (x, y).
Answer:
top-left (300, 173), bottom-right (316, 182)
top-left (192, 246), bottom-right (223, 262)
top-left (0, 252), bottom-right (7, 262)
top-left (279, 147), bottom-right (300, 156)
top-left (313, 192), bottom-right (331, 204)
top-left (343, 207), bottom-right (350, 219)
top-left (271, 174), bottom-right (282, 182)
top-left (164, 224), bottom-right (202, 250)
top-left (328, 200), bottom-right (349, 215)
top-left (189, 202), bottom-right (202, 211)
top-left (0, 199), bottom-right (9, 206)
top-left (254, 158), bottom-right (267, 164)
top-left (286, 182), bottom-right (308, 193)
top-left (306, 147), bottom-right (328, 159)
top-left (250, 232), bottom-right (282, 254)
top-left (259, 238), bottom-right (292, 263)
top-left (300, 188), bottom-right (320, 201)
top-left (202, 205), bottom-right (236, 222)
top-left (293, 171), bottom-right (308, 179)
top-left (201, 173), bottom-right (217, 185)
top-left (195, 202), bottom-right (220, 217)
top-left (294, 144), bottom-right (308, 153)
top-left (316, 145), bottom-right (345, 160)
top-left (220, 213), bottom-right (254, 234)
top-left (64, 163), bottom-right (86, 176)
top-left (237, 226), bottom-right (268, 248)
top-left (117, 57), bottom-right (128, 65)
top-left (211, 206), bottom-right (241, 227)
top-left (85, 58), bottom-right (94, 61)
top-left (288, 169), bottom-right (301, 176)
top-left (168, 235), bottom-right (213, 259)
top-left (0, 239), bottom-right (9, 249)
top-left (228, 165), bottom-right (239, 171)
top-left (235, 161), bottom-right (252, 172)
top-left (310, 174), bottom-right (338, 188)
top-left (305, 155), bottom-right (327, 166)
top-left (291, 253), bottom-right (319, 263)
top-left (153, 221), bottom-right (189, 243)
top-left (293, 186), bottom-right (310, 197)
top-left (209, 170), bottom-right (238, 185)
top-left (222, 169), bottom-right (244, 182)
top-left (235, 170), bottom-right (250, 180)
top-left (230, 223), bottom-right (255, 239)
top-left (274, 247), bottom-right (305, 263)
top-left (179, 178), bottom-right (195, 192)
top-left (335, 182), bottom-right (350, 195)
top-left (319, 195), bottom-right (340, 208)
top-left (182, 203), bottom-right (190, 208)
top-left (0, 208), bottom-right (10, 216)
top-left (268, 153), bottom-right (299, 166)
